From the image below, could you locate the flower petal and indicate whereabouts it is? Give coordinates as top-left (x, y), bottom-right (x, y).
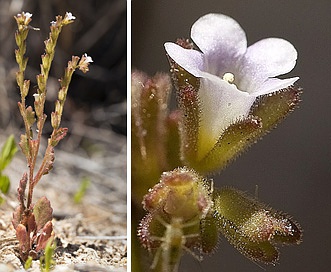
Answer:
top-left (254, 77), bottom-right (299, 97)
top-left (239, 38), bottom-right (298, 92)
top-left (164, 42), bottom-right (204, 77)
top-left (191, 14), bottom-right (247, 75)
top-left (197, 76), bottom-right (255, 159)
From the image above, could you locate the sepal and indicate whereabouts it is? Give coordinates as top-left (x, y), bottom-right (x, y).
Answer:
top-left (138, 168), bottom-right (214, 270)
top-left (192, 116), bottom-right (262, 174)
top-left (250, 86), bottom-right (302, 133)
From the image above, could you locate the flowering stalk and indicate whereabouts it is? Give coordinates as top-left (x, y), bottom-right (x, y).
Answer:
top-left (13, 11), bottom-right (92, 262)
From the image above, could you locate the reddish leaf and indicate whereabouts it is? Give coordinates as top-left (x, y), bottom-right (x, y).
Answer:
top-left (17, 173), bottom-right (27, 206)
top-left (34, 221), bottom-right (54, 252)
top-left (38, 147), bottom-right (55, 176)
top-left (15, 224), bottom-right (30, 261)
top-left (25, 106), bottom-right (36, 127)
top-left (19, 134), bottom-right (29, 159)
top-left (50, 127), bottom-right (68, 147)
top-left (12, 173), bottom-right (28, 229)
top-left (29, 139), bottom-right (39, 163)
top-left (27, 212), bottom-right (37, 235)
top-left (12, 205), bottom-right (24, 229)
top-left (33, 196), bottom-right (53, 231)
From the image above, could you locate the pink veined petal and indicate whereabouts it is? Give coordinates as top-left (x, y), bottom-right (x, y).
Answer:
top-left (164, 42), bottom-right (204, 77)
top-left (197, 76), bottom-right (255, 159)
top-left (191, 13), bottom-right (247, 75)
top-left (239, 38), bottom-right (298, 92)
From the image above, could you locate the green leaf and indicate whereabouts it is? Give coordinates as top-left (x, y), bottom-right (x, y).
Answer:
top-left (0, 175), bottom-right (10, 194)
top-left (24, 256), bottom-right (33, 270)
top-left (0, 135), bottom-right (18, 171)
top-left (0, 175), bottom-right (10, 204)
top-left (40, 239), bottom-right (56, 272)
top-left (73, 177), bottom-right (90, 204)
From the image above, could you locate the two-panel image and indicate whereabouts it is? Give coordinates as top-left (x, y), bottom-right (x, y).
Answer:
top-left (0, 0), bottom-right (330, 271)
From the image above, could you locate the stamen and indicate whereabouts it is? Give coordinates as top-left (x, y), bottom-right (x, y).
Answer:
top-left (222, 72), bottom-right (235, 84)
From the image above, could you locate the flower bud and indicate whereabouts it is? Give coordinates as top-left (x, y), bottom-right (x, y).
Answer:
top-left (143, 167), bottom-right (212, 221)
top-left (139, 168), bottom-right (213, 271)
top-left (213, 187), bottom-right (302, 264)
top-left (131, 71), bottom-right (172, 204)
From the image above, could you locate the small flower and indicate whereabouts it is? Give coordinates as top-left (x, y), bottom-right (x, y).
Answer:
top-left (165, 13), bottom-right (299, 160)
top-left (33, 93), bottom-right (40, 102)
top-left (61, 12), bottom-right (76, 25)
top-left (82, 53), bottom-right (93, 63)
top-left (65, 12), bottom-right (76, 21)
top-left (23, 12), bottom-right (33, 23)
top-left (78, 54), bottom-right (93, 73)
top-left (16, 12), bottom-right (33, 25)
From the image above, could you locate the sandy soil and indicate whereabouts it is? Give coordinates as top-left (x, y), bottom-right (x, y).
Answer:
top-left (0, 128), bottom-right (127, 272)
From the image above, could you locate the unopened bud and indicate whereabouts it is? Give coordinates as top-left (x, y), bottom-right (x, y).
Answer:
top-left (143, 167), bottom-right (212, 222)
top-left (214, 187), bottom-right (302, 264)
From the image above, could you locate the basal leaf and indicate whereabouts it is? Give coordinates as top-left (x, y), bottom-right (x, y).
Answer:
top-left (0, 135), bottom-right (18, 171)
top-left (0, 175), bottom-right (10, 193)
top-left (33, 196), bottom-right (53, 231)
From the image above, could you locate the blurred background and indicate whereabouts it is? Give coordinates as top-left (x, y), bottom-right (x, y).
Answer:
top-left (0, 0), bottom-right (126, 135)
top-left (133, 0), bottom-right (331, 271)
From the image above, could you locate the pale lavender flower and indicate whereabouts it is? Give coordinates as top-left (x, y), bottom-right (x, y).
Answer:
top-left (82, 53), bottom-right (93, 63)
top-left (65, 12), bottom-right (76, 21)
top-left (17, 12), bottom-right (33, 24)
top-left (23, 12), bottom-right (32, 19)
top-left (165, 13), bottom-right (299, 158)
top-left (78, 54), bottom-right (93, 73)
